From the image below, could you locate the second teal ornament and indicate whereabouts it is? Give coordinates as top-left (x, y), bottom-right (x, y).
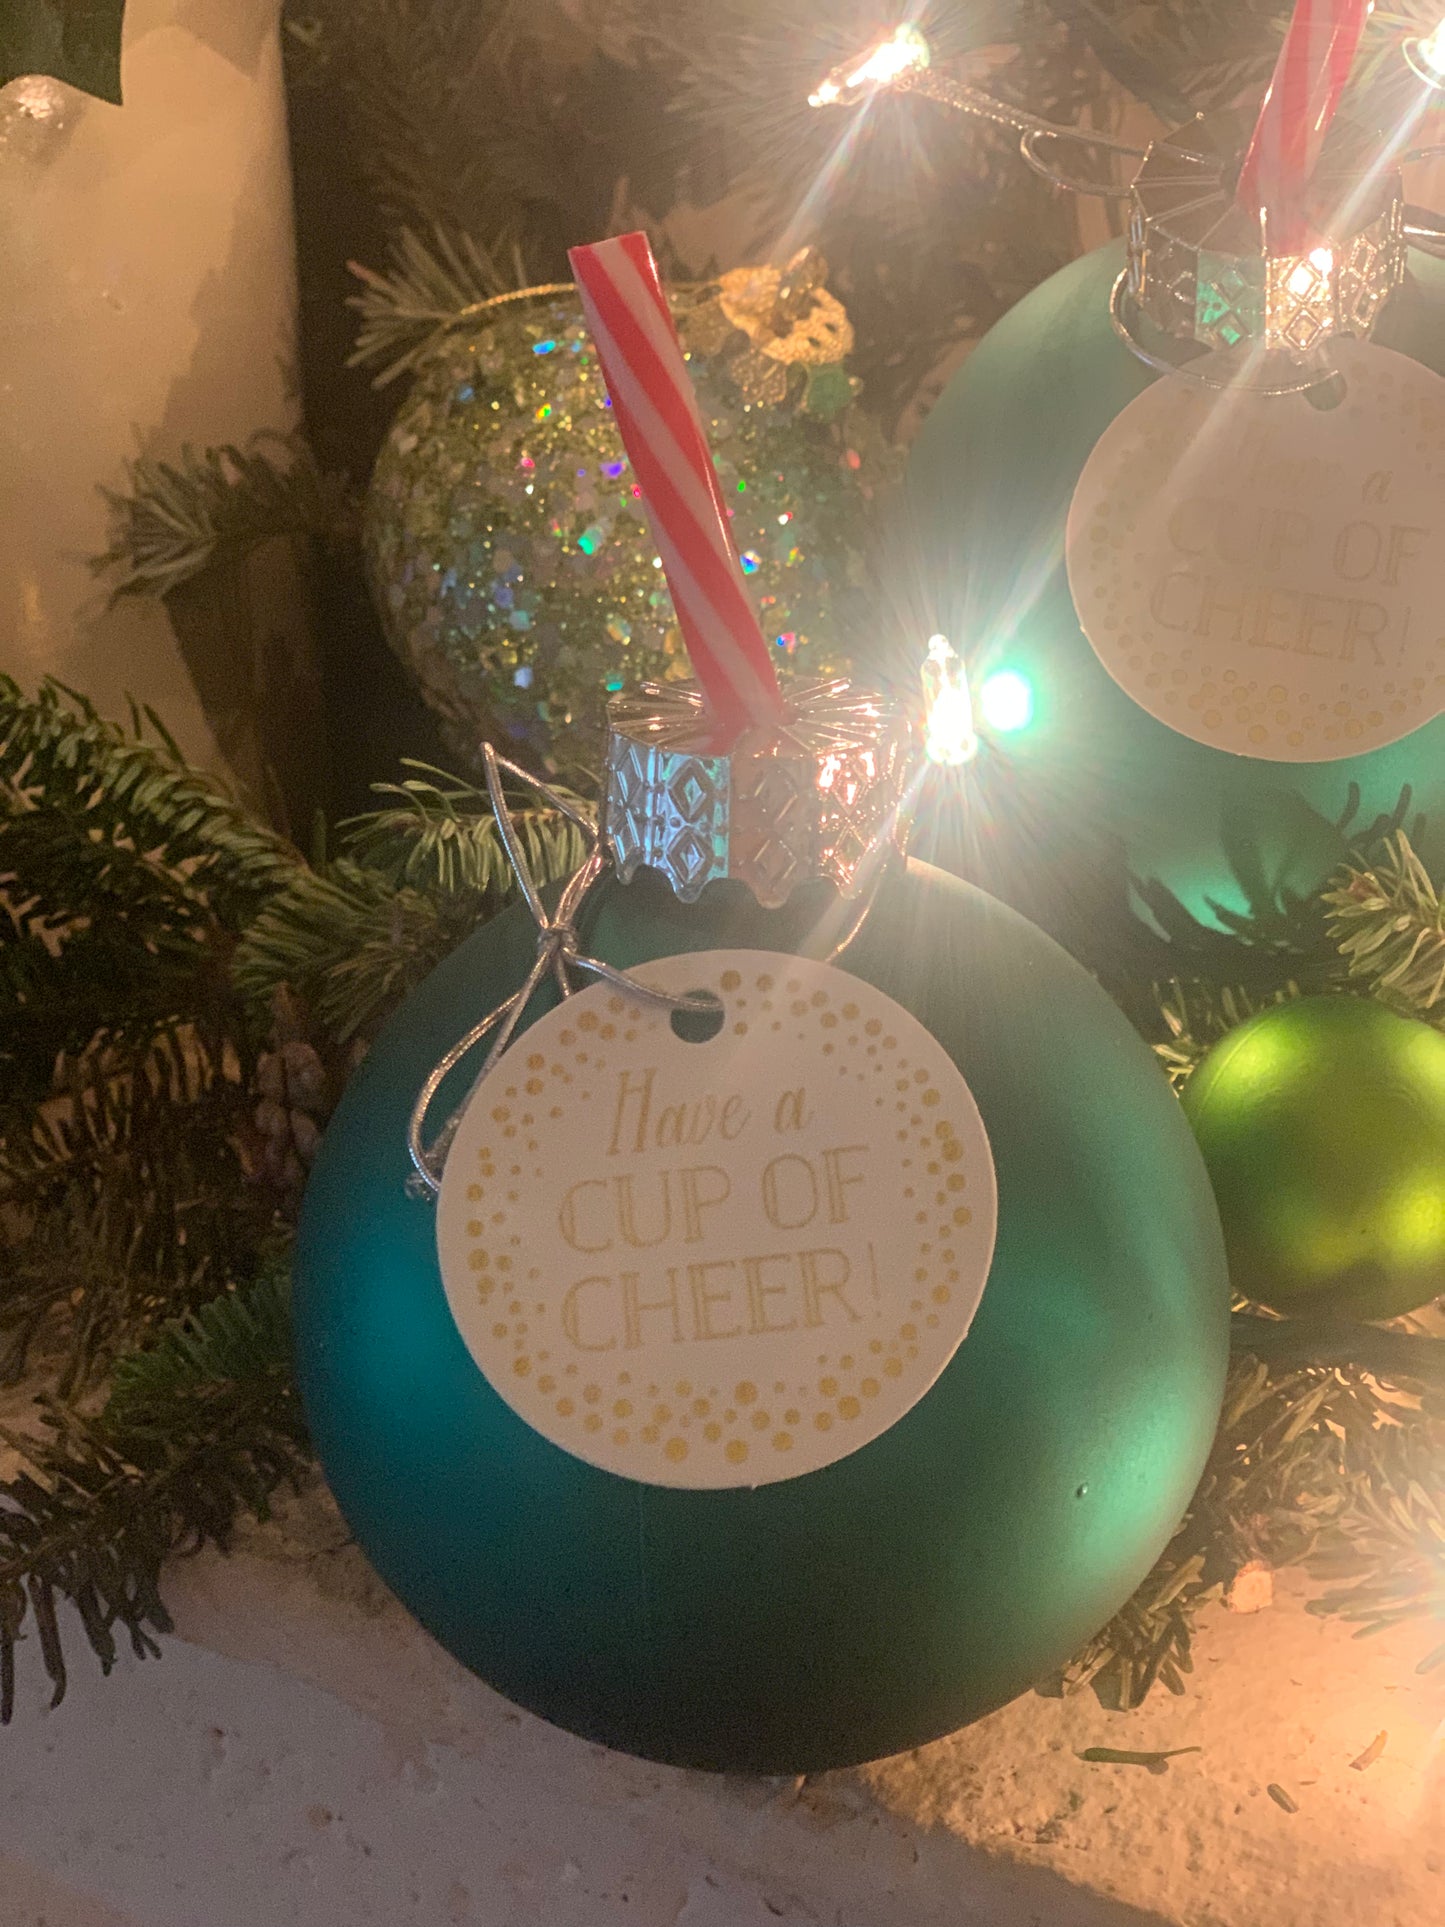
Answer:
top-left (906, 161), bottom-right (1445, 932)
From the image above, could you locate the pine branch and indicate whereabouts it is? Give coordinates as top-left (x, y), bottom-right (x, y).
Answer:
top-left (232, 863), bottom-right (462, 1044)
top-left (305, 1), bottom-right (1094, 430)
top-left (234, 765), bottom-right (588, 1040)
top-left (344, 763), bottom-right (592, 895)
top-left (348, 228), bottom-right (516, 386)
top-left (107, 1263), bottom-right (294, 1415)
top-left (0, 682), bottom-right (303, 1384)
top-left (1324, 832), bottom-right (1445, 1020)
top-left (1063, 1337), bottom-right (1445, 1707)
top-left (0, 676), bottom-right (303, 936)
top-left (0, 1035), bottom-right (278, 1393)
top-left (1042, 0), bottom-right (1283, 119)
top-left (1232, 1311), bottom-right (1445, 1389)
top-left (0, 1268), bottom-right (306, 1723)
top-left (293, 0), bottom-right (618, 245)
top-left (95, 438), bottom-right (358, 601)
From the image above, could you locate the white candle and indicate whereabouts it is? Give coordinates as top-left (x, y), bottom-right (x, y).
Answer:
top-left (0, 0), bottom-right (302, 783)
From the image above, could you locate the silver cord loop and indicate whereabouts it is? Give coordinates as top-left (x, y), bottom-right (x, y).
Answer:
top-left (1017, 128), bottom-right (1135, 199)
top-left (406, 756), bottom-right (723, 1197)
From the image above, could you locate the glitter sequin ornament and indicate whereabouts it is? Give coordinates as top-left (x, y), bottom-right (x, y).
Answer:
top-left (365, 253), bottom-right (886, 776)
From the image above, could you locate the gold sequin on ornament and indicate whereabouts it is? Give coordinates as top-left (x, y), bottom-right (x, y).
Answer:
top-left (679, 249), bottom-right (857, 408)
top-left (364, 257), bottom-right (887, 779)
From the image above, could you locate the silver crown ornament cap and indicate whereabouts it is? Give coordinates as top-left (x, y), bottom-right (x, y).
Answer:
top-left (602, 679), bottom-right (914, 908)
top-left (1125, 112), bottom-right (1406, 358)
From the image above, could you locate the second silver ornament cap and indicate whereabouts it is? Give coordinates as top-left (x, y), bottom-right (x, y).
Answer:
top-left (602, 679), bottom-right (913, 908)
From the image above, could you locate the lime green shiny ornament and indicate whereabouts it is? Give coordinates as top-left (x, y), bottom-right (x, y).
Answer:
top-left (365, 281), bottom-right (886, 779)
top-left (1182, 997), bottom-right (1445, 1320)
top-left (905, 246), bottom-right (1445, 931)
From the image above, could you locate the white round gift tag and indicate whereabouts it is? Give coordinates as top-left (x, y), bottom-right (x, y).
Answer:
top-left (436, 950), bottom-right (997, 1488)
top-left (1066, 340), bottom-right (1445, 761)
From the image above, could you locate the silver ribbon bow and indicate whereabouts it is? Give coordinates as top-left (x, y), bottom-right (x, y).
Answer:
top-left (406, 745), bottom-right (716, 1197)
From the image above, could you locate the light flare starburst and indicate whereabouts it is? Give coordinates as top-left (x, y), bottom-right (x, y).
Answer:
top-left (808, 26), bottom-right (930, 109)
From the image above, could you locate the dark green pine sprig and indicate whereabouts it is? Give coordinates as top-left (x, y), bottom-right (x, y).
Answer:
top-left (0, 679), bottom-right (585, 1392)
top-left (95, 439), bottom-right (358, 603)
top-left (0, 676), bottom-right (306, 1394)
top-left (1325, 835), bottom-right (1445, 1019)
top-left (0, 1267), bottom-right (305, 1724)
top-left (0, 679), bottom-right (586, 1719)
top-left (233, 762), bottom-right (590, 1042)
top-left (1064, 1338), bottom-right (1445, 1710)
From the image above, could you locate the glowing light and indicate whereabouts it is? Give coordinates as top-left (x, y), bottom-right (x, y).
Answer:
top-left (921, 635), bottom-right (977, 767)
top-left (1405, 18), bottom-right (1445, 84)
top-left (739, 551), bottom-right (761, 575)
top-left (809, 26), bottom-right (930, 110)
top-left (1285, 247), bottom-right (1333, 297)
top-left (978, 669), bottom-right (1034, 735)
top-left (8, 76), bottom-right (66, 122)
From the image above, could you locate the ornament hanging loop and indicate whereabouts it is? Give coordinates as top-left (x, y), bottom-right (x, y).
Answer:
top-left (1017, 129), bottom-right (1137, 200)
top-left (405, 746), bottom-right (716, 1198)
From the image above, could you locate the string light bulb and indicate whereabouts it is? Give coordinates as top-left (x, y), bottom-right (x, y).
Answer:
top-left (978, 669), bottom-right (1034, 735)
top-left (809, 25), bottom-right (930, 109)
top-left (921, 634), bottom-right (978, 767)
top-left (1404, 17), bottom-right (1445, 86)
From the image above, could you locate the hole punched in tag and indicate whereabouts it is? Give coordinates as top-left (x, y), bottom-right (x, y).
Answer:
top-left (1305, 369), bottom-right (1348, 410)
top-left (670, 990), bottom-right (726, 1044)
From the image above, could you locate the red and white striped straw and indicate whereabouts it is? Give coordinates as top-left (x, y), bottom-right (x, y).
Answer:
top-left (1235, 0), bottom-right (1371, 246)
top-left (569, 231), bottom-right (785, 744)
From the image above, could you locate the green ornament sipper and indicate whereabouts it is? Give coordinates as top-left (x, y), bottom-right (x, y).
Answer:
top-left (293, 228), bottom-right (1228, 1774)
top-left (814, 21), bottom-right (1445, 938)
top-left (295, 667), bottom-right (1230, 1772)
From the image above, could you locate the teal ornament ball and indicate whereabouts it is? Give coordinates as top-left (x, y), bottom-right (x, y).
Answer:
top-left (295, 861), bottom-right (1229, 1772)
top-left (905, 246), bottom-right (1445, 930)
top-left (1182, 996), bottom-right (1445, 1321)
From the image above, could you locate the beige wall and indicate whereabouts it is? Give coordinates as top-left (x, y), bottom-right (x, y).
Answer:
top-left (0, 0), bottom-right (299, 780)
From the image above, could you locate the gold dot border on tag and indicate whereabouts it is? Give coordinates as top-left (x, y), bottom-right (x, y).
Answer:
top-left (460, 964), bottom-right (982, 1477)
